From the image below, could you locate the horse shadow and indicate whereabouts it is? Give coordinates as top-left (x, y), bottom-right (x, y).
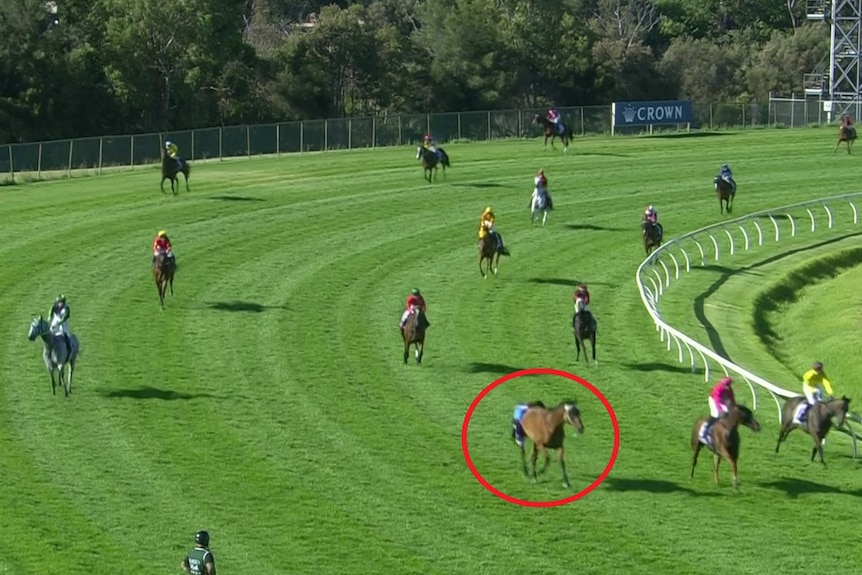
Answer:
top-left (466, 362), bottom-right (525, 375)
top-left (98, 386), bottom-right (220, 400)
top-left (562, 224), bottom-right (626, 232)
top-left (206, 301), bottom-right (286, 313)
top-left (577, 152), bottom-right (632, 158)
top-left (757, 477), bottom-right (862, 499)
top-left (208, 195), bottom-right (265, 202)
top-left (452, 182), bottom-right (508, 189)
top-left (622, 361), bottom-right (696, 374)
top-left (602, 477), bottom-right (721, 497)
top-left (527, 278), bottom-right (611, 287)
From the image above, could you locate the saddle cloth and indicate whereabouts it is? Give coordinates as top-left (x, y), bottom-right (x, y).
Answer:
top-left (698, 422), bottom-right (713, 447)
top-left (793, 403), bottom-right (810, 426)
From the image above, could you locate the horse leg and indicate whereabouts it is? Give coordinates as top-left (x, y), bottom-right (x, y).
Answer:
top-left (520, 444), bottom-right (529, 477)
top-left (729, 455), bottom-right (739, 489)
top-left (712, 453), bottom-right (721, 486)
top-left (558, 447), bottom-right (571, 488)
top-left (774, 423), bottom-right (792, 453)
top-left (49, 367), bottom-right (57, 395)
top-left (574, 334), bottom-right (582, 362)
top-left (690, 441), bottom-right (702, 479)
top-left (812, 435), bottom-right (827, 466)
top-left (416, 340), bottom-right (423, 364)
top-left (492, 252), bottom-right (499, 276)
top-left (479, 254), bottom-right (486, 278)
top-left (403, 339), bottom-right (409, 364)
top-left (184, 171), bottom-right (190, 191)
top-left (531, 444), bottom-right (541, 482)
top-left (590, 334), bottom-right (597, 363)
top-left (563, 136), bottom-right (569, 155)
top-left (67, 357), bottom-right (75, 396)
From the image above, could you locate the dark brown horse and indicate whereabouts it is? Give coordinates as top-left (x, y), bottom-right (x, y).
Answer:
top-left (161, 151), bottom-right (190, 194)
top-left (401, 308), bottom-right (429, 364)
top-left (690, 404), bottom-right (761, 489)
top-left (152, 251), bottom-right (175, 309)
top-left (518, 401), bottom-right (585, 488)
top-left (416, 146), bottom-right (450, 182)
top-left (713, 177), bottom-right (735, 214)
top-left (572, 303), bottom-right (597, 365)
top-left (642, 220), bottom-right (662, 257)
top-left (835, 117), bottom-right (856, 154)
top-left (532, 115), bottom-right (573, 154)
top-left (478, 231), bottom-right (509, 278)
top-left (775, 395), bottom-right (851, 467)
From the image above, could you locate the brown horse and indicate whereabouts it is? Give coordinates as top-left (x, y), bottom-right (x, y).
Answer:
top-left (532, 114), bottom-right (573, 154)
top-left (834, 118), bottom-right (856, 154)
top-left (152, 251), bottom-right (175, 309)
top-left (478, 232), bottom-right (509, 278)
top-left (400, 308), bottom-right (429, 364)
top-left (642, 220), bottom-right (662, 256)
top-left (416, 146), bottom-right (450, 182)
top-left (775, 395), bottom-right (851, 467)
top-left (572, 304), bottom-right (597, 365)
top-left (713, 177), bottom-right (735, 214)
top-left (161, 151), bottom-right (190, 194)
top-left (690, 404), bottom-right (761, 489)
top-left (517, 401), bottom-right (585, 488)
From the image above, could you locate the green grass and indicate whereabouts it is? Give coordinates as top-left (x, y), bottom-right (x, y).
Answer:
top-left (2, 129), bottom-right (862, 575)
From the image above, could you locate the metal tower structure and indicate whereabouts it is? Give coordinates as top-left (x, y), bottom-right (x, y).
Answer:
top-left (806, 0), bottom-right (862, 121)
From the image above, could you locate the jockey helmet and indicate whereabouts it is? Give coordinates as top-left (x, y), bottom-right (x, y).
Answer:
top-left (56, 294), bottom-right (65, 303)
top-left (484, 206), bottom-right (492, 213)
top-left (165, 141), bottom-right (172, 148)
top-left (647, 205), bottom-right (654, 212)
top-left (721, 163), bottom-right (728, 169)
top-left (158, 230), bottom-right (167, 237)
top-left (194, 530), bottom-right (210, 546)
top-left (813, 361), bottom-right (824, 371)
top-left (719, 376), bottom-right (732, 386)
top-left (411, 288), bottom-right (421, 296)
top-left (537, 168), bottom-right (544, 175)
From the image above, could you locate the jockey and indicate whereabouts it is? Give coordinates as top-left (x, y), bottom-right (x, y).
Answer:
top-left (152, 230), bottom-right (176, 267)
top-left (511, 401), bottom-right (546, 447)
top-left (643, 205), bottom-right (658, 225)
top-left (573, 283), bottom-right (591, 313)
top-left (842, 114), bottom-right (854, 126)
top-left (700, 376), bottom-right (735, 442)
top-left (719, 163), bottom-right (736, 192)
top-left (479, 206), bottom-right (505, 251)
top-left (547, 109), bottom-right (564, 135)
top-left (422, 133), bottom-right (443, 161)
top-left (531, 169), bottom-right (551, 209)
top-left (399, 288), bottom-right (428, 329)
top-left (48, 294), bottom-right (73, 355)
top-left (164, 140), bottom-right (182, 169)
top-left (802, 361), bottom-right (834, 406)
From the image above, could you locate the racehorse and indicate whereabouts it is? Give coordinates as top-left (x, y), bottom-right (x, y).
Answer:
top-left (529, 189), bottom-right (553, 227)
top-left (27, 316), bottom-right (80, 398)
top-left (161, 150), bottom-right (190, 194)
top-left (416, 146), bottom-right (450, 183)
top-left (713, 176), bottom-right (735, 214)
top-left (401, 308), bottom-right (429, 364)
top-left (690, 404), bottom-right (761, 489)
top-left (775, 395), bottom-right (851, 467)
top-left (642, 220), bottom-right (663, 257)
top-left (517, 401), bottom-right (585, 488)
top-left (478, 231), bottom-right (510, 278)
top-left (572, 300), bottom-right (597, 365)
top-left (532, 114), bottom-right (573, 154)
top-left (152, 251), bottom-right (176, 310)
top-left (835, 118), bottom-right (857, 154)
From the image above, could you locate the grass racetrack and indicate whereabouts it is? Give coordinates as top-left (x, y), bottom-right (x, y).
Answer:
top-left (2, 128), bottom-right (862, 575)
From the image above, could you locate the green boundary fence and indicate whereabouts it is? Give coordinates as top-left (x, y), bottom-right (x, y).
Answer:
top-left (0, 100), bottom-right (812, 179)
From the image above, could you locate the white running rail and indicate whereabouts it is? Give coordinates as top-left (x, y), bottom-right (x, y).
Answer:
top-left (635, 192), bottom-right (862, 451)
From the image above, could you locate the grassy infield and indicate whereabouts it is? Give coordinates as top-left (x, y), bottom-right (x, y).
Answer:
top-left (1, 128), bottom-right (860, 575)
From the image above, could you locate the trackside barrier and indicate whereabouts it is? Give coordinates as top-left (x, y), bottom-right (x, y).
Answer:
top-left (635, 192), bottom-right (862, 455)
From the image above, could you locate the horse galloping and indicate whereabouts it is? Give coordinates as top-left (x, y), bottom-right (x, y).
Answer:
top-left (27, 316), bottom-right (80, 397)
top-left (572, 300), bottom-right (597, 365)
top-left (478, 230), bottom-right (509, 278)
top-left (152, 251), bottom-right (176, 309)
top-left (529, 189), bottom-right (553, 227)
top-left (517, 401), bottom-right (585, 488)
top-left (775, 395), bottom-right (851, 467)
top-left (690, 404), bottom-right (761, 489)
top-left (642, 220), bottom-right (663, 257)
top-left (835, 118), bottom-right (857, 154)
top-left (713, 176), bottom-right (735, 214)
top-left (416, 146), bottom-right (450, 182)
top-left (161, 151), bottom-right (190, 194)
top-left (401, 308), bottom-right (429, 364)
top-left (532, 115), bottom-right (573, 154)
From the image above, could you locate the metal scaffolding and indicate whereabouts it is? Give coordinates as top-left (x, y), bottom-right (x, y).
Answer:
top-left (807, 0), bottom-right (862, 120)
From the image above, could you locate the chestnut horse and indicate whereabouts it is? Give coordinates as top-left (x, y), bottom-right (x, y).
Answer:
top-left (835, 116), bottom-right (857, 154)
top-left (532, 115), bottom-right (573, 154)
top-left (690, 404), bottom-right (761, 489)
top-left (713, 176), bottom-right (735, 214)
top-left (517, 401), bottom-right (585, 488)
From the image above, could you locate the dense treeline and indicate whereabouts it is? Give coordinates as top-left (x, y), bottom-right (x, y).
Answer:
top-left (0, 0), bottom-right (830, 144)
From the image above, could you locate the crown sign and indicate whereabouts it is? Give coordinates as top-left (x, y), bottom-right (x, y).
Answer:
top-left (623, 105), bottom-right (636, 123)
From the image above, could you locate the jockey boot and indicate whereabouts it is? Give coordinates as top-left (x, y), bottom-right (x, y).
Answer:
top-left (63, 333), bottom-right (72, 355)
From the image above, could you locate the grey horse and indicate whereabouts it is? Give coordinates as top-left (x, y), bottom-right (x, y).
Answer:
top-left (27, 316), bottom-right (80, 397)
